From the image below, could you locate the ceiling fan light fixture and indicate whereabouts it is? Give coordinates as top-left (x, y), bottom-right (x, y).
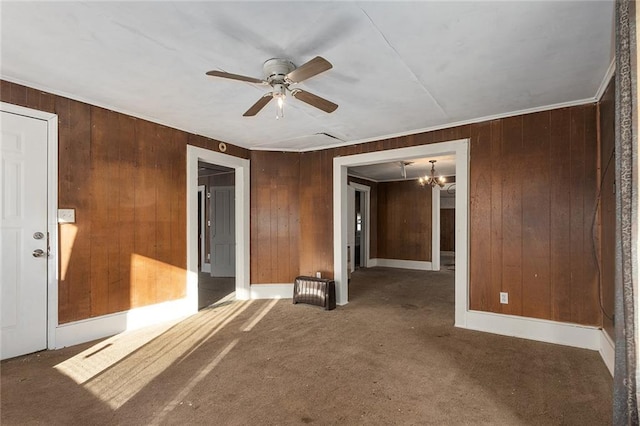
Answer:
top-left (206, 56), bottom-right (337, 118)
top-left (273, 83), bottom-right (286, 119)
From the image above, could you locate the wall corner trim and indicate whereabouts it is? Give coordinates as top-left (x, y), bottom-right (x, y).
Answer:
top-left (599, 329), bottom-right (615, 376)
top-left (460, 310), bottom-right (601, 350)
top-left (595, 59), bottom-right (616, 101)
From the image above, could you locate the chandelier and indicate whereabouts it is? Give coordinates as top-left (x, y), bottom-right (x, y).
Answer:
top-left (418, 160), bottom-right (445, 188)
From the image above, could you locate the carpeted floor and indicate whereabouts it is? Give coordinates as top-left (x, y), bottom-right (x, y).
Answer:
top-left (1, 267), bottom-right (612, 425)
top-left (198, 272), bottom-right (235, 309)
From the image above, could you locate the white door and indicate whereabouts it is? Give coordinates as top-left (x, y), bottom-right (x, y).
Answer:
top-left (1, 111), bottom-right (48, 360)
top-left (210, 187), bottom-right (235, 277)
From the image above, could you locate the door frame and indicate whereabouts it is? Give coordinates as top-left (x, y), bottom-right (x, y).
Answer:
top-left (1, 102), bottom-right (59, 350)
top-left (333, 139), bottom-right (469, 327)
top-left (187, 145), bottom-right (250, 306)
top-left (348, 181), bottom-right (371, 268)
top-left (431, 185), bottom-right (441, 271)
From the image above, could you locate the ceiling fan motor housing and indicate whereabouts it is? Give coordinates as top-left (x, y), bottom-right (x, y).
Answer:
top-left (263, 58), bottom-right (295, 84)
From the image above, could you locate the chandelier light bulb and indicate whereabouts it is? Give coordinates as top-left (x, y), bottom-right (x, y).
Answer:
top-left (419, 160), bottom-right (445, 188)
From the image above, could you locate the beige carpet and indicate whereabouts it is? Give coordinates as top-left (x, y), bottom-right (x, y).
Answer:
top-left (1, 267), bottom-right (612, 425)
top-left (198, 272), bottom-right (235, 309)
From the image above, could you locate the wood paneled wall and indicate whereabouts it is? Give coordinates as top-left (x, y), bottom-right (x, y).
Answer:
top-left (295, 106), bottom-right (600, 326)
top-left (469, 109), bottom-right (599, 324)
top-left (250, 151), bottom-right (300, 283)
top-left (440, 209), bottom-right (455, 252)
top-left (297, 128), bottom-right (468, 277)
top-left (599, 78), bottom-right (616, 338)
top-left (2, 79), bottom-right (603, 327)
top-left (298, 150), bottom-right (335, 277)
top-left (1, 80), bottom-right (248, 323)
top-left (377, 180), bottom-right (432, 261)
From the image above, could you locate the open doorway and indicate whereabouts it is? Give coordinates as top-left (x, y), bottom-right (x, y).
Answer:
top-left (187, 145), bottom-right (250, 314)
top-left (197, 162), bottom-right (236, 309)
top-left (333, 139), bottom-right (469, 327)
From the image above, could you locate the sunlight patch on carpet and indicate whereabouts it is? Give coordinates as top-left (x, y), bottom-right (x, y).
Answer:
top-left (54, 299), bottom-right (253, 409)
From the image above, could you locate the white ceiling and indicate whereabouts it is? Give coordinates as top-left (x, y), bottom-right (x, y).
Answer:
top-left (1, 1), bottom-right (614, 152)
top-left (349, 154), bottom-right (455, 182)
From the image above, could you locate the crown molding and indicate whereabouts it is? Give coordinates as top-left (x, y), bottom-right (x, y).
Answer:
top-left (3, 75), bottom-right (598, 155)
top-left (595, 59), bottom-right (616, 101)
top-left (297, 98), bottom-right (596, 153)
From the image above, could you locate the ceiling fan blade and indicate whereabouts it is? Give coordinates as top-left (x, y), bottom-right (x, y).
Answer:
top-left (206, 70), bottom-right (265, 84)
top-left (286, 56), bottom-right (333, 83)
top-left (291, 90), bottom-right (338, 113)
top-left (243, 94), bottom-right (273, 117)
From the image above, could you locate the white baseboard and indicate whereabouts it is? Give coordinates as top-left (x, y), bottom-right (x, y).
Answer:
top-left (462, 310), bottom-right (614, 376)
top-left (372, 258), bottom-right (433, 271)
top-left (599, 329), bottom-right (615, 376)
top-left (250, 283), bottom-right (294, 299)
top-left (54, 297), bottom-right (196, 349)
top-left (201, 262), bottom-right (211, 273)
top-left (460, 310), bottom-right (601, 350)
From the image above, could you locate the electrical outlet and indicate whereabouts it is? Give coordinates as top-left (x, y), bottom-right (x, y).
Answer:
top-left (316, 272), bottom-right (322, 278)
top-left (500, 292), bottom-right (509, 304)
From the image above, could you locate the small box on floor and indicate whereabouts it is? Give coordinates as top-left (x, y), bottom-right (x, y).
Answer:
top-left (292, 276), bottom-right (336, 310)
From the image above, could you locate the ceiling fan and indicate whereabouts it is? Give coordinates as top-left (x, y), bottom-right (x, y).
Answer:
top-left (206, 56), bottom-right (338, 118)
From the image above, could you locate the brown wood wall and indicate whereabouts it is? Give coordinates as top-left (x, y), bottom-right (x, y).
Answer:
top-left (599, 78), bottom-right (616, 338)
top-left (1, 80), bottom-right (248, 323)
top-left (292, 106), bottom-right (600, 326)
top-left (468, 109), bottom-right (599, 324)
top-left (377, 180), bottom-right (432, 261)
top-left (297, 128), bottom-right (467, 277)
top-left (441, 209), bottom-right (455, 251)
top-left (298, 150), bottom-right (334, 277)
top-left (250, 151), bottom-right (300, 283)
top-left (3, 79), bottom-right (603, 327)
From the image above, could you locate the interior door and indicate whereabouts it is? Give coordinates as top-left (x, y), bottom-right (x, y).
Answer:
top-left (1, 111), bottom-right (48, 360)
top-left (210, 186), bottom-right (235, 277)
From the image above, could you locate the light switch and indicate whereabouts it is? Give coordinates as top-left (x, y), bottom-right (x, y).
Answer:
top-left (58, 209), bottom-right (76, 224)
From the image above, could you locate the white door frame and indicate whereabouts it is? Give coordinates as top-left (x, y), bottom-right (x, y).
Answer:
top-left (187, 146), bottom-right (250, 305)
top-left (1, 102), bottom-right (59, 350)
top-left (333, 139), bottom-right (469, 327)
top-left (431, 186), bottom-right (441, 271)
top-left (348, 181), bottom-right (371, 268)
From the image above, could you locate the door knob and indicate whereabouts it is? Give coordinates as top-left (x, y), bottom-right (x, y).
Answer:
top-left (32, 249), bottom-right (45, 258)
